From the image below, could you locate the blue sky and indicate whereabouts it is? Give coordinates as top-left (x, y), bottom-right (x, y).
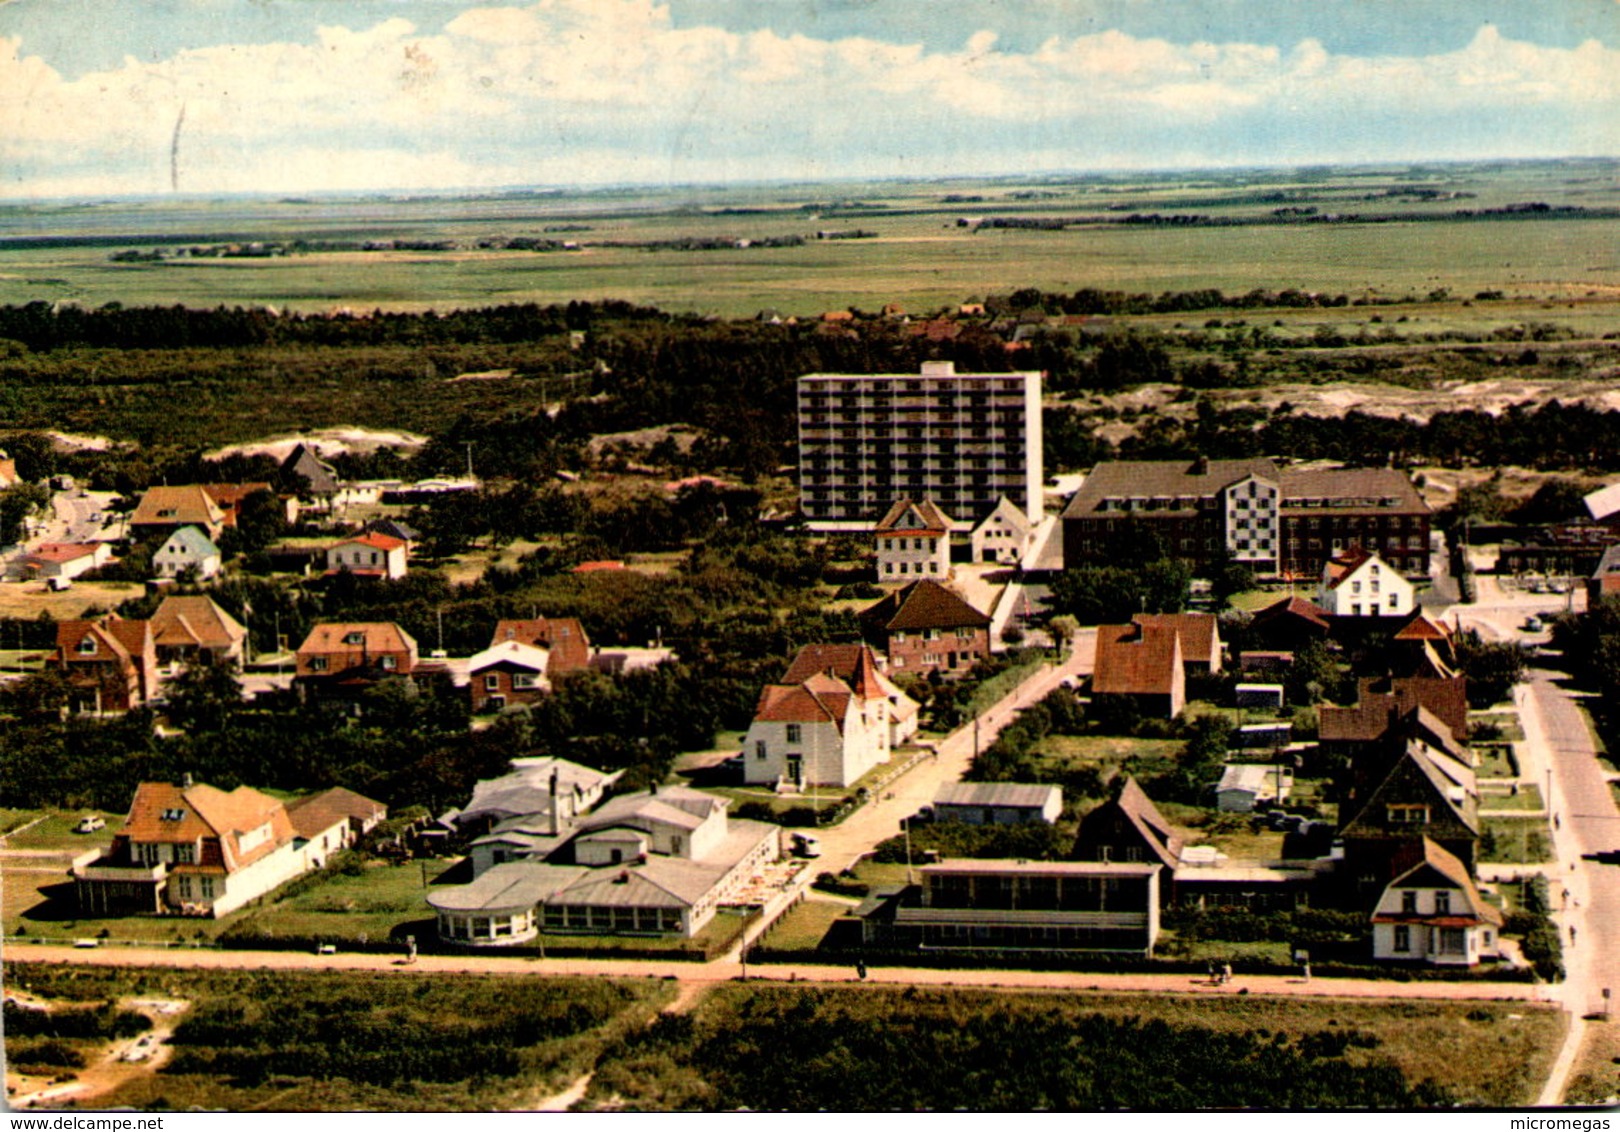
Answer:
top-left (2, 0), bottom-right (1617, 198)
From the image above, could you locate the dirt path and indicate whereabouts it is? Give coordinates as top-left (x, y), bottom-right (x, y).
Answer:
top-left (7, 996), bottom-right (189, 1110)
top-left (7, 943), bottom-right (1545, 1004)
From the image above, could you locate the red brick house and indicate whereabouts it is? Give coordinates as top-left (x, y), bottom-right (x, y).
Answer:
top-left (294, 623), bottom-right (418, 700)
top-left (467, 640), bottom-right (553, 712)
top-left (858, 579), bottom-right (991, 677)
top-left (50, 617), bottom-right (158, 713)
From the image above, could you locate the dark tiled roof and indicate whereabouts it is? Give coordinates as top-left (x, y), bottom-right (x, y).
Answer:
top-left (490, 618), bottom-right (591, 674)
top-left (1252, 596), bottom-right (1333, 632)
top-left (1063, 459), bottom-right (1277, 518)
top-left (875, 498), bottom-right (954, 535)
top-left (860, 579), bottom-right (990, 632)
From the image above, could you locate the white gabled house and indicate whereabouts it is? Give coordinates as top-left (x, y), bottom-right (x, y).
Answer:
top-left (874, 498), bottom-right (954, 582)
top-left (153, 526), bottom-right (222, 580)
top-left (1317, 545), bottom-right (1414, 618)
top-left (741, 646), bottom-right (900, 789)
top-left (969, 496), bottom-right (1033, 565)
top-left (325, 532), bottom-right (409, 581)
top-left (1371, 838), bottom-right (1504, 966)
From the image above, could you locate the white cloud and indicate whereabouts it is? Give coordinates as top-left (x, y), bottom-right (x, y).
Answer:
top-left (1, 9), bottom-right (1617, 199)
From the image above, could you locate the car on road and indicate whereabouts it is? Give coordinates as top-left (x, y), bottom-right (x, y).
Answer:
top-left (123, 1035), bottom-right (155, 1063)
top-left (75, 815), bottom-right (106, 833)
top-left (1522, 617), bottom-right (1543, 633)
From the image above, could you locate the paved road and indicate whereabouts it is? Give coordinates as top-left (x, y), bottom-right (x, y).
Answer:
top-left (7, 942), bottom-right (1546, 1004)
top-left (812, 630), bottom-right (1097, 877)
top-left (1520, 667), bottom-right (1620, 1104)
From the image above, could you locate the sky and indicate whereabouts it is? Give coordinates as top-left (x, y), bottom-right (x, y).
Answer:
top-left (1, 0), bottom-right (1618, 199)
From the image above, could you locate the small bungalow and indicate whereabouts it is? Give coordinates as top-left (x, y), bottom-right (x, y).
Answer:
top-left (153, 526), bottom-right (223, 580)
top-left (931, 782), bottom-right (1062, 825)
top-left (467, 640), bottom-right (552, 712)
top-left (326, 532), bottom-right (408, 581)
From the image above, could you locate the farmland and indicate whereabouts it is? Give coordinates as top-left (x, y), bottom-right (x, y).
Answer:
top-left (4, 160), bottom-right (1619, 319)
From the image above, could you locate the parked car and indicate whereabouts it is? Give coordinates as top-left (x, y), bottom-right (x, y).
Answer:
top-left (1522, 617), bottom-right (1543, 633)
top-left (789, 832), bottom-right (822, 859)
top-left (75, 815), bottom-right (106, 833)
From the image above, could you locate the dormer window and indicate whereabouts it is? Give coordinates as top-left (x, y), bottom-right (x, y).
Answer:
top-left (161, 807), bottom-right (186, 821)
top-left (344, 632), bottom-right (365, 646)
top-left (77, 635), bottom-right (98, 655)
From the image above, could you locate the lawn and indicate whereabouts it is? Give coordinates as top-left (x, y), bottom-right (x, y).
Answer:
top-left (1479, 784), bottom-right (1544, 813)
top-left (963, 654), bottom-right (1051, 716)
top-left (1470, 711), bottom-right (1526, 743)
top-left (1564, 1019), bottom-right (1620, 1106)
top-left (580, 983), bottom-right (1564, 1110)
top-left (1030, 734), bottom-right (1183, 777)
top-left (1474, 744), bottom-right (1519, 779)
top-left (1480, 817), bottom-right (1555, 864)
top-left (2, 963), bottom-right (672, 1112)
top-left (755, 898), bottom-right (849, 952)
top-left (231, 857), bottom-right (459, 945)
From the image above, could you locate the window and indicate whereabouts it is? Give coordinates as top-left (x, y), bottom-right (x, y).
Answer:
top-left (199, 877), bottom-right (215, 899)
top-left (161, 807), bottom-right (186, 821)
top-left (344, 632), bottom-right (365, 646)
top-left (754, 741), bottom-right (767, 761)
top-left (1401, 890), bottom-right (1418, 914)
top-left (77, 635), bottom-right (98, 656)
top-left (513, 673), bottom-right (539, 690)
top-left (1387, 803), bottom-right (1429, 825)
top-left (1439, 928), bottom-right (1466, 954)
top-left (380, 656), bottom-right (397, 670)
top-left (1433, 891), bottom-right (1450, 914)
top-left (1393, 925), bottom-right (1411, 952)
top-left (485, 674), bottom-right (500, 691)
top-left (308, 657), bottom-right (328, 672)
top-left (786, 724), bottom-right (802, 743)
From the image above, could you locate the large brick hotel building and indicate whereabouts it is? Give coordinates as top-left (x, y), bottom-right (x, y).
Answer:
top-left (1061, 458), bottom-right (1432, 579)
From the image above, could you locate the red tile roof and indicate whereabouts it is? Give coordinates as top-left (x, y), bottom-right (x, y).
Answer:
top-left (150, 596), bottom-right (246, 652)
top-left (572, 560), bottom-right (626, 573)
top-left (860, 579), bottom-right (990, 632)
top-left (753, 672), bottom-right (854, 732)
top-left (1132, 612), bottom-right (1219, 667)
top-left (1092, 623), bottom-right (1182, 697)
top-left (1252, 595), bottom-right (1332, 632)
top-left (1392, 612), bottom-right (1452, 642)
top-left (286, 786), bottom-right (387, 841)
top-left (875, 498), bottom-right (954, 536)
top-left (131, 485), bottom-right (224, 530)
top-left (29, 542), bottom-right (101, 563)
top-left (781, 643), bottom-right (887, 702)
top-left (1323, 545), bottom-right (1375, 589)
top-left (490, 618), bottom-right (591, 674)
top-left (336, 532), bottom-right (406, 552)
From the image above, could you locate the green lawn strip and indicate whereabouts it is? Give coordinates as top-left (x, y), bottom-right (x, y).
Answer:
top-left (964, 655), bottom-right (1051, 717)
top-left (1478, 783), bottom-right (1543, 813)
top-left (1480, 817), bottom-right (1555, 864)
top-left (756, 899), bottom-right (848, 952)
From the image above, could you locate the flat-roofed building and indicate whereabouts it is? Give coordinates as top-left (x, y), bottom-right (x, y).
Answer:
top-left (798, 362), bottom-right (1043, 528)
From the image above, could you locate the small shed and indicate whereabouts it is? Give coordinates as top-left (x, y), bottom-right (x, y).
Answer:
top-left (1235, 683), bottom-right (1285, 710)
top-left (1215, 764), bottom-right (1293, 813)
top-left (931, 782), bottom-right (1062, 825)
top-left (1236, 722), bottom-right (1295, 750)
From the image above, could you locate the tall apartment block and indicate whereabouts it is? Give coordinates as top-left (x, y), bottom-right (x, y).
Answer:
top-left (797, 362), bottom-right (1043, 528)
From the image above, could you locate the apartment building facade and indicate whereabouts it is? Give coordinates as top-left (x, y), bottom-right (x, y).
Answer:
top-left (1061, 458), bottom-right (1431, 579)
top-left (797, 361), bottom-right (1043, 527)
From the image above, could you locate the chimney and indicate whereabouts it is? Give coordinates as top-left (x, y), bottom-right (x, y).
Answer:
top-left (549, 769), bottom-right (560, 837)
top-left (1191, 455), bottom-right (1209, 476)
top-left (182, 772), bottom-right (194, 789)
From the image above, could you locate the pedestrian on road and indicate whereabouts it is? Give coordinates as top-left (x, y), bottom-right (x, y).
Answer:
top-left (1569, 926), bottom-right (1577, 946)
top-left (1553, 813), bottom-right (1561, 830)
top-left (856, 959), bottom-right (868, 981)
top-left (1221, 962), bottom-right (1232, 986)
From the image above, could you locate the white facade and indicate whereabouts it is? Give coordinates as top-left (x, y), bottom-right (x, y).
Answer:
top-left (327, 537), bottom-right (408, 580)
top-left (169, 840), bottom-right (307, 918)
top-left (798, 362), bottom-right (1044, 527)
top-left (877, 530), bottom-right (950, 581)
top-left (1221, 474), bottom-right (1281, 565)
top-left (153, 530), bottom-right (221, 580)
top-left (969, 497), bottom-right (1032, 565)
top-left (1371, 888), bottom-right (1499, 966)
top-left (1317, 550), bottom-right (1415, 617)
top-left (741, 675), bottom-right (893, 789)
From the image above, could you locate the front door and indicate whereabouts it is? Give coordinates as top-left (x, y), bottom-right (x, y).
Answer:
top-left (786, 755), bottom-right (803, 787)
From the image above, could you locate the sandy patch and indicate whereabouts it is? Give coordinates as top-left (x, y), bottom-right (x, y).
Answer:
top-left (204, 427), bottom-right (428, 461)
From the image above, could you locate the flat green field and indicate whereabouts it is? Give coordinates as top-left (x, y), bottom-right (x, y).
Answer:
top-left (4, 162), bottom-right (1618, 318)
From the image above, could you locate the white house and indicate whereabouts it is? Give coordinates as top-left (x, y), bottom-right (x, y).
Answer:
top-left (969, 496), bottom-right (1033, 565)
top-left (781, 643), bottom-right (920, 748)
top-left (153, 526), bottom-right (222, 580)
top-left (72, 781), bottom-right (310, 919)
top-left (428, 784), bottom-right (779, 943)
top-left (14, 541), bottom-right (112, 581)
top-left (741, 665), bottom-right (893, 789)
top-left (325, 532), bottom-right (408, 580)
top-left (1317, 545), bottom-right (1414, 617)
top-left (1215, 763), bottom-right (1294, 813)
top-left (874, 498), bottom-right (953, 582)
top-left (1371, 838), bottom-right (1504, 966)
